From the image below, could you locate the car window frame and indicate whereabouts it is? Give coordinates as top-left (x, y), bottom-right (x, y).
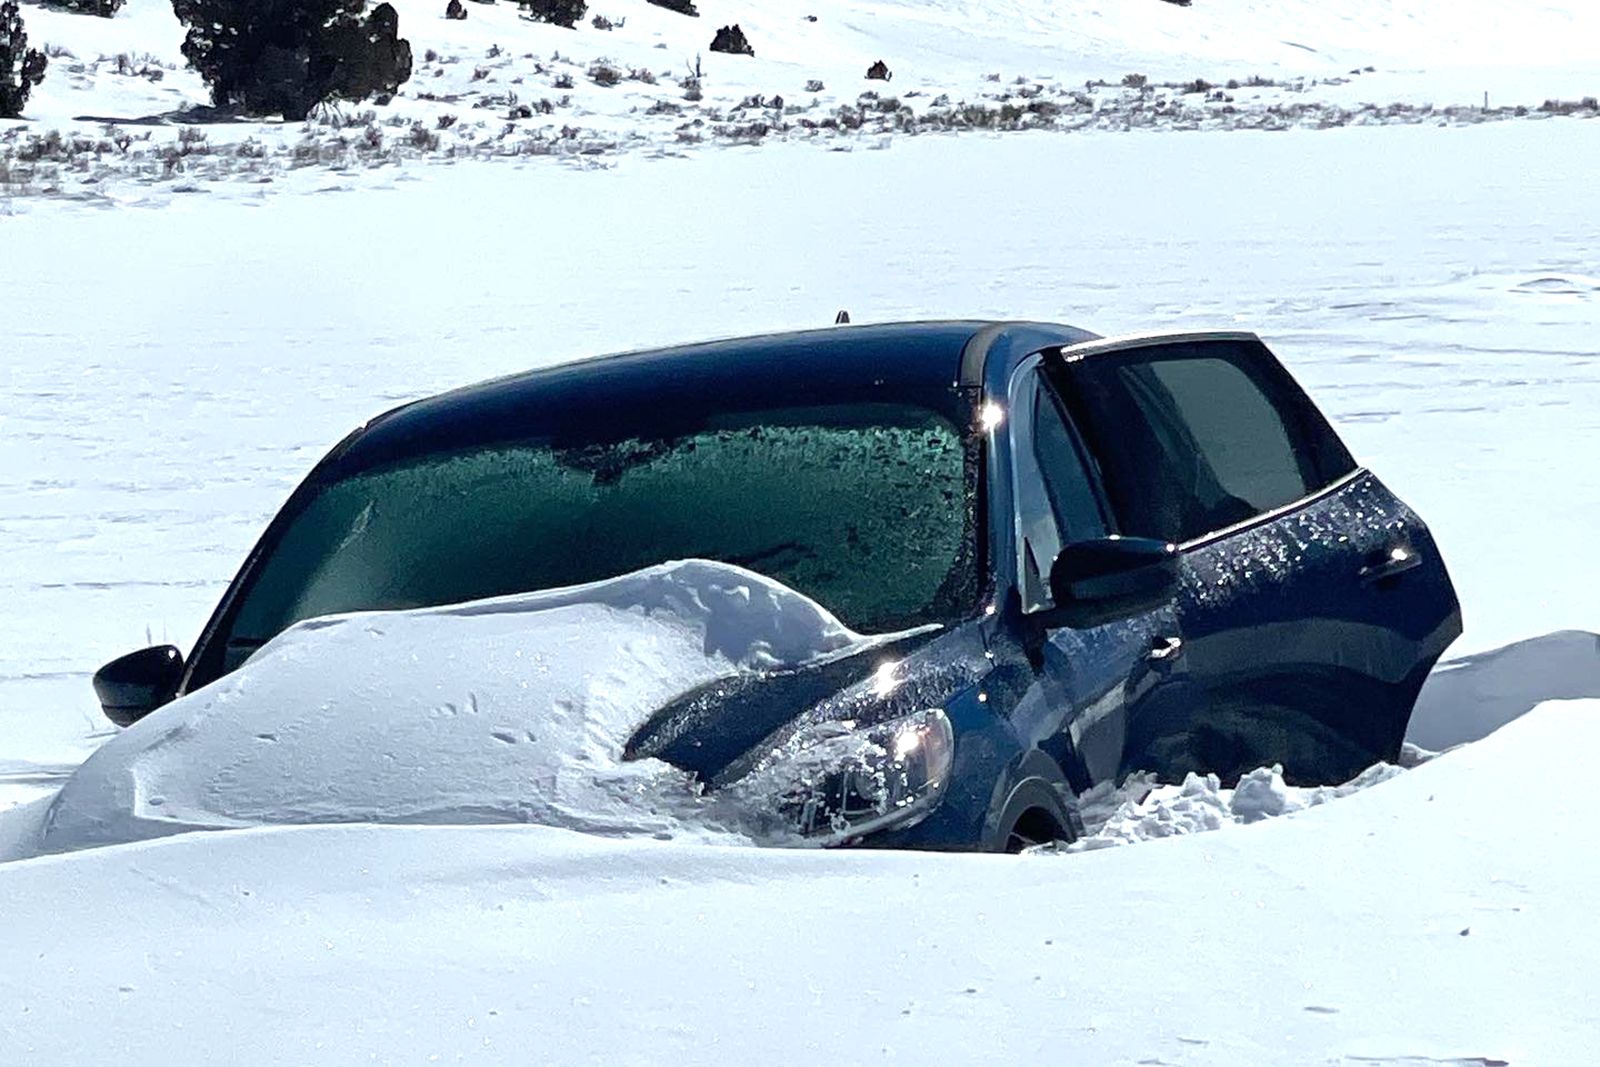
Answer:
top-left (1045, 331), bottom-right (1363, 551)
top-left (1005, 353), bottom-right (1114, 613)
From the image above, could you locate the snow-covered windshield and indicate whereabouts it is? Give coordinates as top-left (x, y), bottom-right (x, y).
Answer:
top-left (217, 403), bottom-right (976, 674)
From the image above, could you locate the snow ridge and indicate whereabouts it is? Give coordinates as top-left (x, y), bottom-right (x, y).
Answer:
top-left (20, 560), bottom-right (899, 859)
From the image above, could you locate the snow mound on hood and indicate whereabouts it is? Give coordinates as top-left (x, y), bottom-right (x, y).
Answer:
top-left (29, 561), bottom-right (894, 858)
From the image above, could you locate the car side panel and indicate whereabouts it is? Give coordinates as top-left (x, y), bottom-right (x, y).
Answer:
top-left (1171, 471), bottom-right (1461, 783)
top-left (1035, 606), bottom-right (1196, 788)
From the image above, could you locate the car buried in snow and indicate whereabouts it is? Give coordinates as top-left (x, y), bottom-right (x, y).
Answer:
top-left (91, 321), bottom-right (1461, 851)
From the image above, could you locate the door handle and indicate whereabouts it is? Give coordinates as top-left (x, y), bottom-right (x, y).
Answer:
top-left (1360, 544), bottom-right (1423, 585)
top-left (1147, 636), bottom-right (1184, 664)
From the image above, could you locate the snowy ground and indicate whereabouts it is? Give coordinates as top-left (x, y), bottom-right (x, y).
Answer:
top-left (3, 700), bottom-right (1598, 1064)
top-left (3, 0), bottom-right (1599, 1061)
top-left (2, 117), bottom-right (1597, 1061)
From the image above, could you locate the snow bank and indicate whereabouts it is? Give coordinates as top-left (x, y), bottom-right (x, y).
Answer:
top-left (1409, 629), bottom-right (1600, 751)
top-left (18, 560), bottom-right (902, 859)
top-left (1066, 758), bottom-right (1416, 851)
top-left (3, 698), bottom-right (1596, 1065)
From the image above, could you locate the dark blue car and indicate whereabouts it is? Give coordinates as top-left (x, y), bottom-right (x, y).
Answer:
top-left (94, 322), bottom-right (1461, 851)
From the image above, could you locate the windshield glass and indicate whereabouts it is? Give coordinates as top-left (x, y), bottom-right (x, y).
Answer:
top-left (218, 403), bottom-right (977, 673)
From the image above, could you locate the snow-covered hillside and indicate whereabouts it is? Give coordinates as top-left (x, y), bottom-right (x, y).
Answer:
top-left (3, 0), bottom-right (1598, 198)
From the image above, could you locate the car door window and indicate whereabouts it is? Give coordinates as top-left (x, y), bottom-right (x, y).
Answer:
top-left (1034, 383), bottom-right (1106, 542)
top-left (1010, 365), bottom-right (1108, 611)
top-left (1061, 339), bottom-right (1351, 544)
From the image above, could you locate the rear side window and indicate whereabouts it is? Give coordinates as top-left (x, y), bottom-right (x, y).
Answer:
top-left (1060, 339), bottom-right (1354, 544)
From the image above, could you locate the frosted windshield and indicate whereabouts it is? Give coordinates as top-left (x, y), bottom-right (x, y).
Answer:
top-left (224, 403), bottom-right (977, 659)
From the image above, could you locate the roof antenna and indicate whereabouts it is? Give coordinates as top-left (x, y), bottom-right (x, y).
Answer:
top-left (834, 309), bottom-right (851, 324)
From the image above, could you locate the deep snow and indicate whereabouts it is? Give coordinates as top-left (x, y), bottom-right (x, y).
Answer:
top-left (1, 119), bottom-right (1596, 1059)
top-left (3, 699), bottom-right (1597, 1064)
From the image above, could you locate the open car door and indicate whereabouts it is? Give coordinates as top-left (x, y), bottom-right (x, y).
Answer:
top-left (1045, 331), bottom-right (1461, 784)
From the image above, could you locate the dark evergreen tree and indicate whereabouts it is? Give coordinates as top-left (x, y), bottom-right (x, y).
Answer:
top-left (517, 0), bottom-right (585, 28)
top-left (0, 0), bottom-right (48, 119)
top-left (40, 0), bottom-right (125, 17)
top-left (709, 24), bottom-right (752, 56)
top-left (645, 0), bottom-right (697, 16)
top-left (170, 0), bottom-right (412, 120)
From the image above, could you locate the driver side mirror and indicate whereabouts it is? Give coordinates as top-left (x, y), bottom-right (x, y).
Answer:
top-left (1045, 536), bottom-right (1180, 628)
top-left (93, 645), bottom-right (184, 727)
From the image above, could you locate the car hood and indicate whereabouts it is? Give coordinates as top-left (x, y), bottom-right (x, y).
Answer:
top-left (22, 561), bottom-right (925, 859)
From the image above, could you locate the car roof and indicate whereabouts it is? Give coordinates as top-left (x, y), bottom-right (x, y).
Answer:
top-left (326, 320), bottom-right (1100, 476)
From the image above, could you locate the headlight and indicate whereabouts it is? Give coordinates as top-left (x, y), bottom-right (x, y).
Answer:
top-left (730, 708), bottom-right (955, 845)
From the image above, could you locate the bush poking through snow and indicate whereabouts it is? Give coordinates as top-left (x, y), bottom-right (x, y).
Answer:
top-left (646, 0), bottom-right (698, 16)
top-left (587, 60), bottom-right (619, 86)
top-left (1539, 96), bottom-right (1600, 114)
top-left (866, 60), bottom-right (891, 82)
top-left (804, 79), bottom-right (823, 93)
top-left (112, 52), bottom-right (166, 81)
top-left (518, 0), bottom-right (585, 28)
top-left (407, 121), bottom-right (438, 149)
top-left (0, 1), bottom-right (47, 119)
top-left (709, 25), bottom-right (752, 57)
top-left (170, 0), bottom-right (414, 121)
top-left (445, 0), bottom-right (466, 19)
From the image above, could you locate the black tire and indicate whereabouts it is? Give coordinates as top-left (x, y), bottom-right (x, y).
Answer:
top-left (1003, 807), bottom-right (1070, 853)
top-left (992, 777), bottom-right (1079, 852)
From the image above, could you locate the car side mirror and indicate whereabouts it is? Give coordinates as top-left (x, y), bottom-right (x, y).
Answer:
top-left (1045, 536), bottom-right (1180, 628)
top-left (93, 645), bottom-right (184, 727)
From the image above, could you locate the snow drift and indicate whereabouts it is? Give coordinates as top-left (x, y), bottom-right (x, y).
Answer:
top-left (18, 560), bottom-right (909, 859)
top-left (4, 698), bottom-right (1596, 1065)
